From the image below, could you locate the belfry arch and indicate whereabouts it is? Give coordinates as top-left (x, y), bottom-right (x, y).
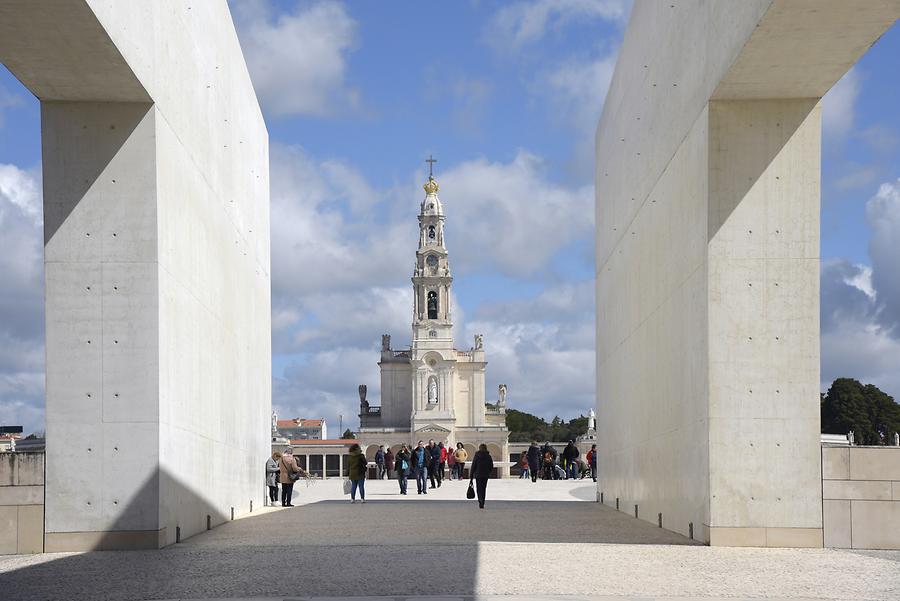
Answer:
top-left (596, 0), bottom-right (900, 546)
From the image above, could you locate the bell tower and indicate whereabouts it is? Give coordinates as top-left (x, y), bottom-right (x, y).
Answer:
top-left (412, 162), bottom-right (453, 350)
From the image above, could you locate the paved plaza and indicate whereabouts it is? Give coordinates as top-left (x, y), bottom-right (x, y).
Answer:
top-left (1, 480), bottom-right (899, 600)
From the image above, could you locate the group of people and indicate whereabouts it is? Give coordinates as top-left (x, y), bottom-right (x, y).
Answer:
top-left (519, 441), bottom-right (596, 482)
top-left (388, 440), bottom-right (494, 508)
top-left (265, 447), bottom-right (310, 507)
top-left (385, 440), bottom-right (471, 495)
top-left (267, 439), bottom-right (595, 509)
top-left (371, 440), bottom-right (470, 483)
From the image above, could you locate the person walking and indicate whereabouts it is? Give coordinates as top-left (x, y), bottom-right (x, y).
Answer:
top-left (430, 440), bottom-right (443, 488)
top-left (469, 443), bottom-right (494, 509)
top-left (454, 442), bottom-right (468, 480)
top-left (266, 451), bottom-right (281, 504)
top-left (375, 445), bottom-right (386, 480)
top-left (384, 447), bottom-right (395, 480)
top-left (437, 442), bottom-right (447, 486)
top-left (562, 441), bottom-right (580, 480)
top-left (395, 444), bottom-right (411, 495)
top-left (586, 443), bottom-right (597, 482)
top-left (526, 441), bottom-right (541, 483)
top-left (518, 451), bottom-right (529, 479)
top-left (347, 443), bottom-right (368, 503)
top-left (447, 445), bottom-right (457, 480)
top-left (279, 447), bottom-right (307, 507)
top-left (412, 440), bottom-right (429, 494)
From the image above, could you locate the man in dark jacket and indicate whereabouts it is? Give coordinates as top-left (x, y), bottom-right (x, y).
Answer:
top-left (375, 445), bottom-right (386, 479)
top-left (394, 445), bottom-right (411, 495)
top-left (562, 441), bottom-right (580, 480)
top-left (428, 440), bottom-right (443, 488)
top-left (412, 440), bottom-right (430, 494)
top-left (469, 444), bottom-right (494, 509)
top-left (525, 441), bottom-right (541, 483)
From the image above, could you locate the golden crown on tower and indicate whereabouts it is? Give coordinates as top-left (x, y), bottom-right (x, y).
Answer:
top-left (423, 176), bottom-right (440, 195)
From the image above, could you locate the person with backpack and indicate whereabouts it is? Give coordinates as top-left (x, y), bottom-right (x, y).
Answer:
top-left (374, 445), bottom-right (386, 479)
top-left (347, 443), bottom-right (368, 503)
top-left (278, 447), bottom-right (308, 507)
top-left (469, 444), bottom-right (494, 509)
top-left (395, 444), bottom-right (411, 495)
top-left (526, 441), bottom-right (541, 483)
top-left (412, 440), bottom-right (430, 494)
top-left (541, 442), bottom-right (558, 480)
top-left (518, 451), bottom-right (530, 479)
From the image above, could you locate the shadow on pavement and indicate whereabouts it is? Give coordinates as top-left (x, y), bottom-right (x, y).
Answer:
top-left (0, 485), bottom-right (698, 600)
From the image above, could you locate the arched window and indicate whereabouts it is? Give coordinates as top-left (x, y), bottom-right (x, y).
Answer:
top-left (427, 291), bottom-right (438, 319)
top-left (428, 225), bottom-right (436, 240)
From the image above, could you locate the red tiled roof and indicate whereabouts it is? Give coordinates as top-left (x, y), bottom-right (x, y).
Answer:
top-left (288, 439), bottom-right (356, 446)
top-left (277, 418), bottom-right (324, 428)
top-left (0, 434), bottom-right (22, 441)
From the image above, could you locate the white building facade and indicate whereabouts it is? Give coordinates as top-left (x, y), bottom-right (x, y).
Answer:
top-left (358, 173), bottom-right (509, 474)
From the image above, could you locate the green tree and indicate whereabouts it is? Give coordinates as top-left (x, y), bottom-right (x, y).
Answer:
top-left (342, 428), bottom-right (356, 440)
top-left (821, 378), bottom-right (900, 445)
top-left (505, 409), bottom-right (589, 443)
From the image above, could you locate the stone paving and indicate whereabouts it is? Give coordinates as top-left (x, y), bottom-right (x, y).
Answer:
top-left (1, 479), bottom-right (899, 601)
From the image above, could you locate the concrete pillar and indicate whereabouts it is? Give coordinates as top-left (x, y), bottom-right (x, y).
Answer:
top-left (706, 99), bottom-right (822, 547)
top-left (43, 101), bottom-right (162, 551)
top-left (0, 0), bottom-right (271, 550)
top-left (595, 0), bottom-right (900, 547)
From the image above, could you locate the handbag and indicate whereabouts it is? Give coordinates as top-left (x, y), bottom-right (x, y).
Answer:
top-left (282, 457), bottom-right (302, 481)
top-left (343, 478), bottom-right (352, 495)
top-left (466, 481), bottom-right (475, 499)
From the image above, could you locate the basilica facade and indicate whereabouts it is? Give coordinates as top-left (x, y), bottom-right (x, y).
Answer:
top-left (357, 171), bottom-right (510, 474)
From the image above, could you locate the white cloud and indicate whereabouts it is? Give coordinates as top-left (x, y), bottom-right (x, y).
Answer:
top-left (821, 259), bottom-right (900, 401)
top-left (822, 67), bottom-right (859, 142)
top-left (0, 163), bottom-right (45, 435)
top-left (867, 179), bottom-right (900, 333)
top-left (267, 145), bottom-right (597, 428)
top-left (821, 178), bottom-right (900, 402)
top-left (439, 151), bottom-right (594, 276)
top-left (232, 0), bottom-right (360, 117)
top-left (486, 0), bottom-right (628, 52)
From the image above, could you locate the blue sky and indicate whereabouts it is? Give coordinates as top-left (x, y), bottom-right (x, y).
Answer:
top-left (1, 1), bottom-right (899, 435)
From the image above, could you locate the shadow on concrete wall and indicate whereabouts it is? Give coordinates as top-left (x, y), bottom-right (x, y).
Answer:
top-left (2, 484), bottom-right (697, 600)
top-left (40, 101), bottom-right (153, 243)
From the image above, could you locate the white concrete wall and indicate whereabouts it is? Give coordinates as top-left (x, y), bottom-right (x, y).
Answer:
top-left (596, 0), bottom-right (899, 546)
top-left (0, 0), bottom-right (269, 550)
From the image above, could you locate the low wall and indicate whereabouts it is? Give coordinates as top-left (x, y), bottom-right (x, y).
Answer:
top-left (0, 452), bottom-right (44, 554)
top-left (822, 445), bottom-right (900, 549)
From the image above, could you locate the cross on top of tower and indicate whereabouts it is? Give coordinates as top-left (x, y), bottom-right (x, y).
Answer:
top-left (425, 154), bottom-right (437, 178)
